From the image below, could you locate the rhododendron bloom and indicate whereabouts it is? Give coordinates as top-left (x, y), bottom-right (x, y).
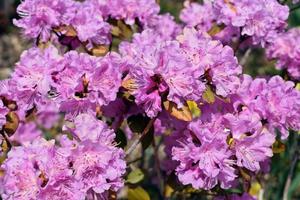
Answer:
top-left (2, 0), bottom-right (300, 199)
top-left (267, 28), bottom-right (300, 80)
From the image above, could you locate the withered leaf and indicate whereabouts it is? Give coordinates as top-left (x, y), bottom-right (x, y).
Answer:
top-left (163, 101), bottom-right (192, 122)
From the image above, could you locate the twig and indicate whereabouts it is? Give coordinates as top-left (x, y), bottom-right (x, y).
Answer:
top-left (125, 118), bottom-right (156, 156)
top-left (127, 157), bottom-right (142, 165)
top-left (291, 4), bottom-right (300, 12)
top-left (283, 136), bottom-right (300, 200)
top-left (240, 48), bottom-right (252, 66)
top-left (152, 137), bottom-right (164, 195)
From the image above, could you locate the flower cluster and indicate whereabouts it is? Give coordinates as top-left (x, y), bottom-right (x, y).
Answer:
top-left (232, 75), bottom-right (300, 139)
top-left (1, 114), bottom-right (126, 200)
top-left (14, 0), bottom-right (160, 48)
top-left (170, 74), bottom-right (300, 190)
top-left (120, 28), bottom-right (241, 118)
top-left (1, 0), bottom-right (300, 199)
top-left (180, 0), bottom-right (289, 45)
top-left (180, 1), bottom-right (215, 32)
top-left (267, 28), bottom-right (300, 80)
top-left (212, 0), bottom-right (289, 45)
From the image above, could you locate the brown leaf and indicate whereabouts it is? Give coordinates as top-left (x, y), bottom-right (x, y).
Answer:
top-left (272, 140), bottom-right (286, 154)
top-left (91, 45), bottom-right (109, 57)
top-left (111, 26), bottom-right (122, 37)
top-left (3, 112), bottom-right (19, 136)
top-left (239, 168), bottom-right (251, 182)
top-left (54, 25), bottom-right (77, 37)
top-left (122, 75), bottom-right (138, 93)
top-left (109, 190), bottom-right (117, 200)
top-left (116, 20), bottom-right (133, 40)
top-left (38, 41), bottom-right (51, 50)
top-left (163, 101), bottom-right (192, 122)
top-left (208, 24), bottom-right (226, 36)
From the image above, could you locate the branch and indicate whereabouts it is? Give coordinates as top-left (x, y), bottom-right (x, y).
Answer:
top-left (152, 138), bottom-right (164, 195)
top-left (283, 136), bottom-right (300, 200)
top-left (240, 48), bottom-right (252, 66)
top-left (291, 4), bottom-right (300, 12)
top-left (125, 118), bottom-right (156, 156)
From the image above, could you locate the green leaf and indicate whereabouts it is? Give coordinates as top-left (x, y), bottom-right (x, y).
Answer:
top-left (128, 186), bottom-right (150, 200)
top-left (296, 83), bottom-right (300, 91)
top-left (187, 100), bottom-right (201, 118)
top-left (202, 86), bottom-right (215, 104)
top-left (126, 168), bottom-right (144, 184)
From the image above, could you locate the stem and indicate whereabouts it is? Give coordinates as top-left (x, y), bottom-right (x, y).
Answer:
top-left (125, 118), bottom-right (156, 156)
top-left (291, 4), bottom-right (300, 12)
top-left (240, 48), bottom-right (252, 66)
top-left (127, 157), bottom-right (142, 165)
top-left (152, 138), bottom-right (164, 195)
top-left (283, 136), bottom-right (300, 200)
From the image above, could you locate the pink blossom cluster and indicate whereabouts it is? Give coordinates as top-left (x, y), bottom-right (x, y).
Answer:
top-left (180, 0), bottom-right (289, 45)
top-left (267, 28), bottom-right (300, 80)
top-left (1, 114), bottom-right (125, 200)
top-left (13, 0), bottom-right (161, 47)
top-left (168, 75), bottom-right (300, 190)
top-left (0, 0), bottom-right (300, 199)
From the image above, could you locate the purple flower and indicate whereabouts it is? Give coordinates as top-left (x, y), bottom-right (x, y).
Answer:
top-left (234, 75), bottom-right (300, 139)
top-left (104, 0), bottom-right (160, 25)
top-left (262, 76), bottom-right (300, 139)
top-left (70, 1), bottom-right (111, 49)
top-left (223, 109), bottom-right (262, 138)
top-left (71, 140), bottom-right (126, 194)
top-left (38, 177), bottom-right (85, 200)
top-left (13, 0), bottom-right (75, 41)
top-left (1, 129), bottom-right (126, 199)
top-left (54, 51), bottom-right (122, 119)
top-left (121, 30), bottom-right (205, 117)
top-left (172, 117), bottom-right (237, 190)
top-left (180, 1), bottom-right (214, 32)
top-left (146, 14), bottom-right (182, 41)
top-left (35, 101), bottom-right (60, 129)
top-left (9, 45), bottom-right (62, 115)
top-left (178, 28), bottom-right (241, 97)
top-left (233, 128), bottom-right (275, 172)
top-left (266, 28), bottom-right (300, 80)
top-left (10, 122), bottom-right (42, 145)
top-left (65, 113), bottom-right (115, 144)
top-left (0, 138), bottom-right (58, 200)
top-left (0, 100), bottom-right (8, 127)
top-left (213, 0), bottom-right (289, 45)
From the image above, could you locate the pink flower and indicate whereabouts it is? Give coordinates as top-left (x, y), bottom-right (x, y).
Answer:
top-left (13, 0), bottom-right (75, 41)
